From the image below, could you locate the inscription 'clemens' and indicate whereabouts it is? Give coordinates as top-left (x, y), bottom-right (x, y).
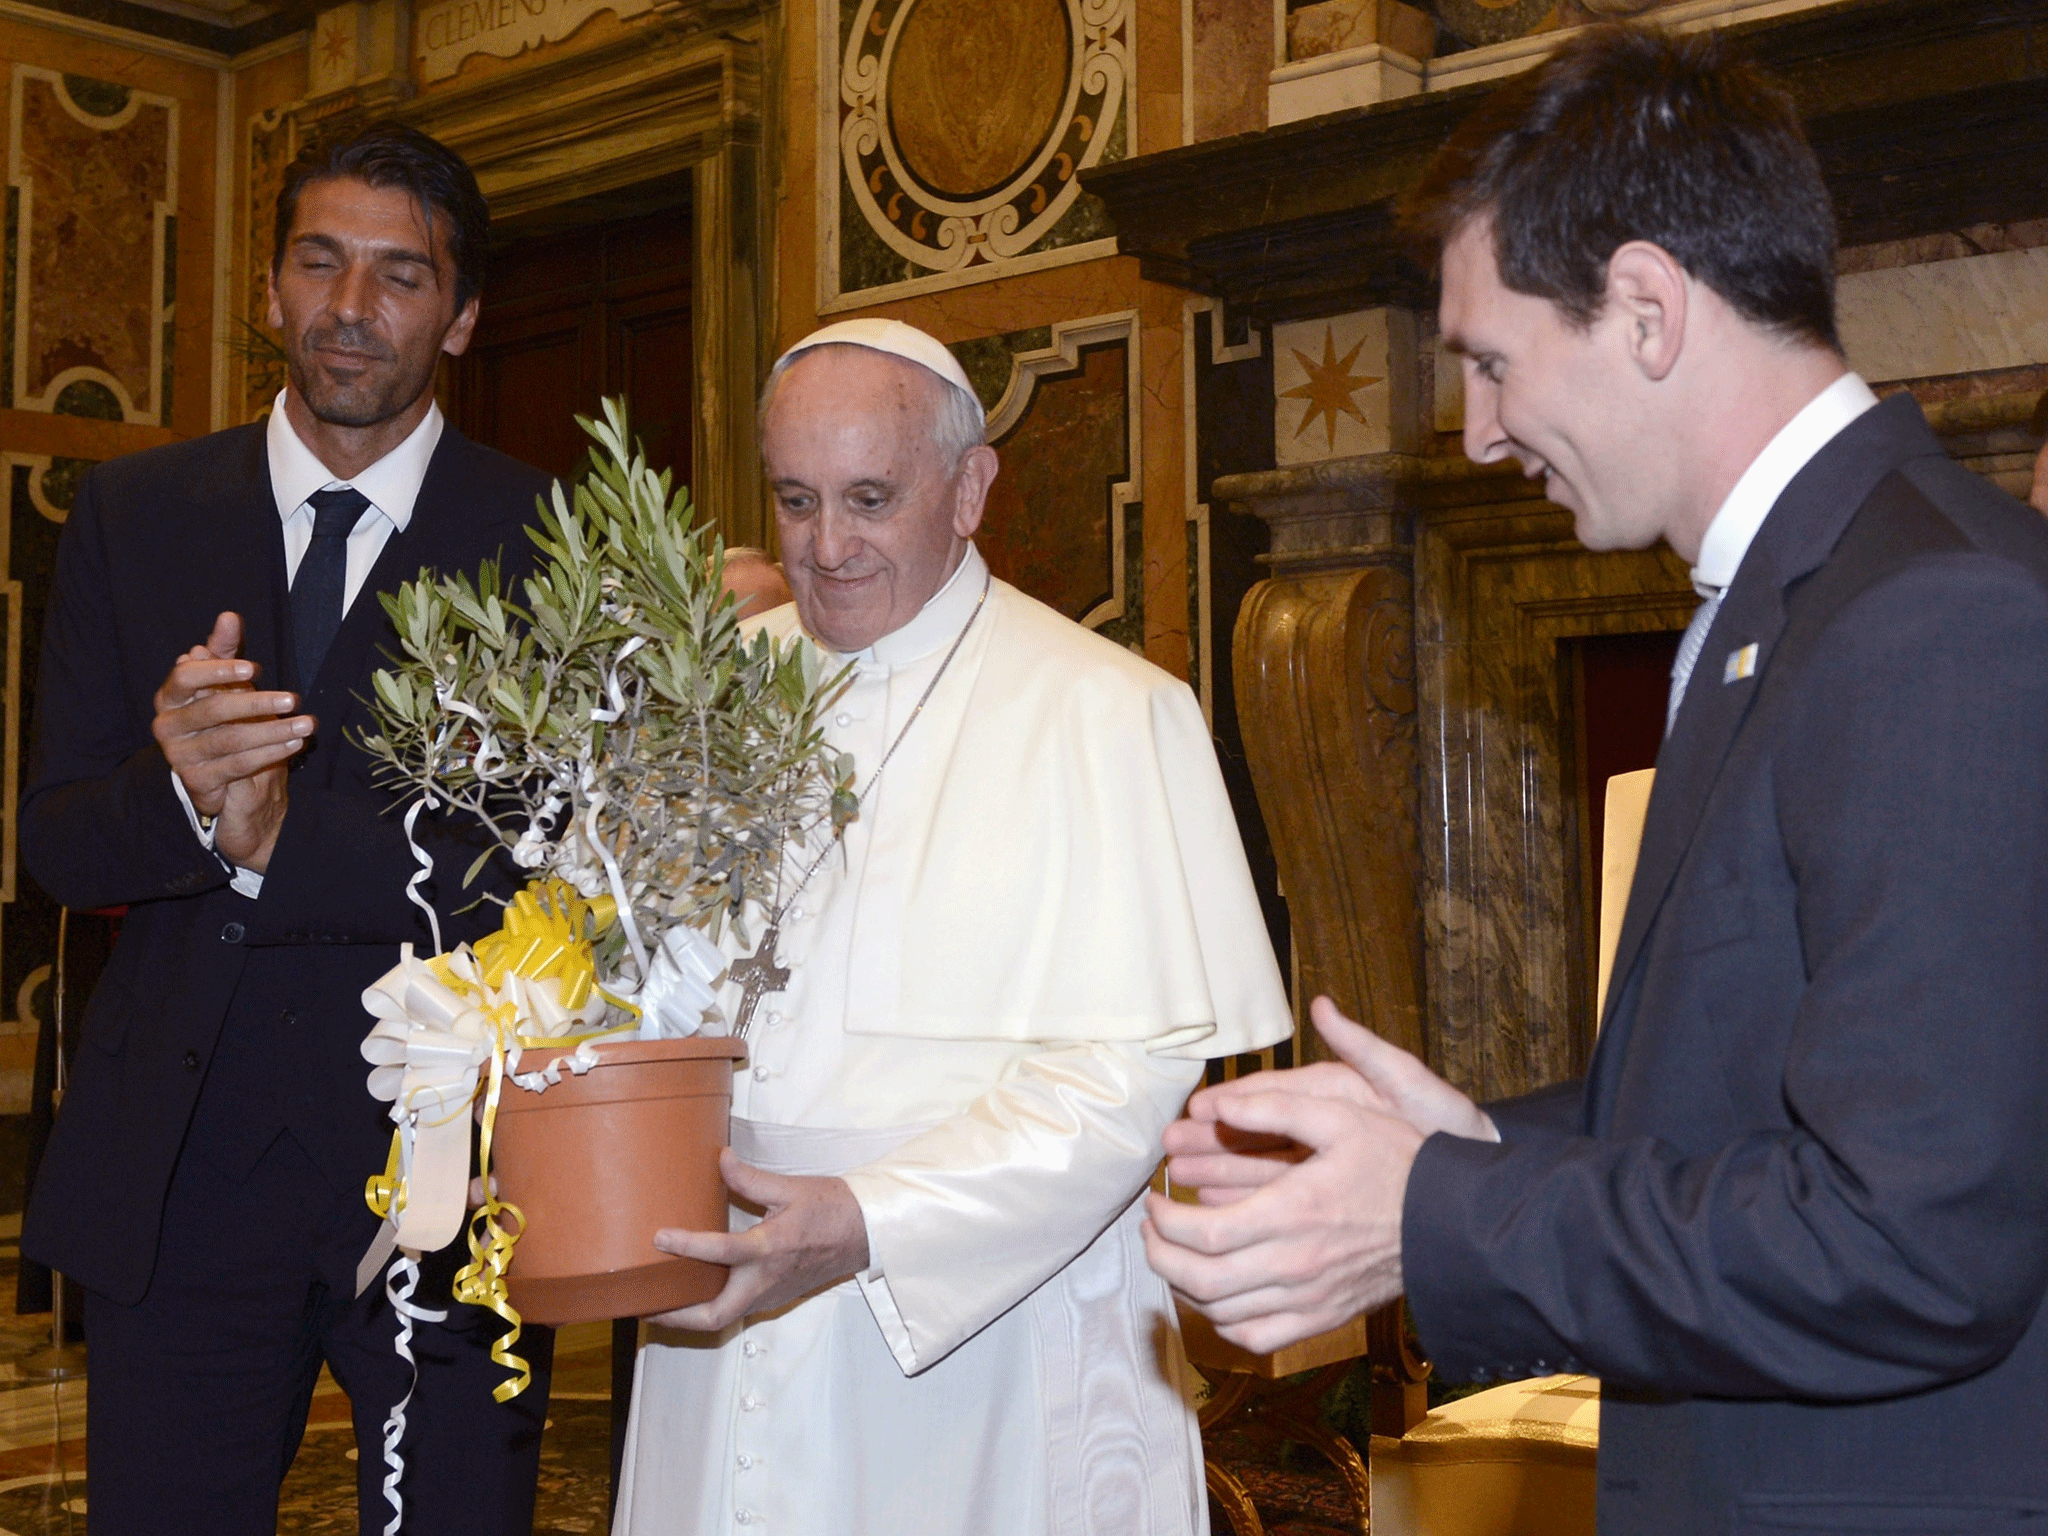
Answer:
top-left (415, 0), bottom-right (653, 81)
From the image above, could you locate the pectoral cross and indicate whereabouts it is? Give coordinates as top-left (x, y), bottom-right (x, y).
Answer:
top-left (729, 924), bottom-right (790, 1041)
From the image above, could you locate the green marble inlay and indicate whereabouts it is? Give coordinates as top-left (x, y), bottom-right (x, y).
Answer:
top-left (1034, 107), bottom-right (1123, 256)
top-left (39, 457), bottom-right (94, 516)
top-left (839, 189), bottom-right (928, 294)
top-left (948, 325), bottom-right (1051, 415)
top-left (61, 74), bottom-right (131, 119)
top-left (54, 379), bottom-right (122, 420)
top-left (1095, 499), bottom-right (1145, 652)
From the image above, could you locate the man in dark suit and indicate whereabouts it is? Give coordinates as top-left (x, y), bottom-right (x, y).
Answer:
top-left (21, 122), bottom-right (555, 1532)
top-left (1146, 26), bottom-right (2048, 1533)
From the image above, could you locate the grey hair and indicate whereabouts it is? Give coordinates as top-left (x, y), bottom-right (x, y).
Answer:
top-left (758, 341), bottom-right (986, 469)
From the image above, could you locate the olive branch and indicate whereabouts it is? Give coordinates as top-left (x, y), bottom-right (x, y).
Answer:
top-left (358, 397), bottom-right (853, 981)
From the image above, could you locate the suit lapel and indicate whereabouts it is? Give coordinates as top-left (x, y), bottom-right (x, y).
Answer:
top-left (1584, 392), bottom-right (1945, 1127)
top-left (176, 425), bottom-right (293, 691)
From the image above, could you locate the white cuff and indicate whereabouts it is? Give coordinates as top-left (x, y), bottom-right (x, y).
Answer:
top-left (170, 771), bottom-right (265, 898)
top-left (854, 1264), bottom-right (921, 1376)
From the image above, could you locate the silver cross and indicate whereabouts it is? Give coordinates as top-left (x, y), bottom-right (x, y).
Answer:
top-left (728, 923), bottom-right (790, 1041)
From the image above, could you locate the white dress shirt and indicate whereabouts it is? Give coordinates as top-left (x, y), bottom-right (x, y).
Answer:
top-left (1690, 371), bottom-right (1880, 598)
top-left (174, 393), bottom-right (445, 895)
top-left (1668, 372), bottom-right (1880, 729)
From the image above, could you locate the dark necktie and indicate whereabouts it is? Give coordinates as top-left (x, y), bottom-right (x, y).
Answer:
top-left (291, 486), bottom-right (369, 685)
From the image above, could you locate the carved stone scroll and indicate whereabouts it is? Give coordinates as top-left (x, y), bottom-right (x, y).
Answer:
top-left (1225, 455), bottom-right (1426, 1063)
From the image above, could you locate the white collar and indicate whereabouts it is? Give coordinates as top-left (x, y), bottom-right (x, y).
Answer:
top-left (265, 388), bottom-right (444, 530)
top-left (1689, 372), bottom-right (1879, 597)
top-left (854, 542), bottom-right (991, 668)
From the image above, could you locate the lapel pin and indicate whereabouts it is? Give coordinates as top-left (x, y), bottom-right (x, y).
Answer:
top-left (1723, 643), bottom-right (1758, 684)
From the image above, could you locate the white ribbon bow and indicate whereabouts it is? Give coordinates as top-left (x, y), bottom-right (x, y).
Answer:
top-left (359, 945), bottom-right (608, 1267)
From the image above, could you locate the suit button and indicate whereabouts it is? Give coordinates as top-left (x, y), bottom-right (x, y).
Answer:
top-left (280, 1010), bottom-right (297, 1027)
top-left (182, 1050), bottom-right (201, 1070)
top-left (220, 921), bottom-right (244, 943)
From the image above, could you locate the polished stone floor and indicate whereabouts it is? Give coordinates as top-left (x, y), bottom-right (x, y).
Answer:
top-left (0, 1212), bottom-right (1359, 1534)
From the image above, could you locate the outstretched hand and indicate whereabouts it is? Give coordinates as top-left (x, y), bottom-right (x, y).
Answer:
top-left (645, 1148), bottom-right (871, 1331)
top-left (1161, 998), bottom-right (1496, 1205)
top-left (1143, 997), bottom-right (1496, 1353)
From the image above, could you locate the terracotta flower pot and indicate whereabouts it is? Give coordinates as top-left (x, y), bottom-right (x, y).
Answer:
top-left (491, 1036), bottom-right (748, 1326)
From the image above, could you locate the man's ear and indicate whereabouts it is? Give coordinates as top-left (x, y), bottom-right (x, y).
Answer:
top-left (440, 296), bottom-right (481, 359)
top-left (1604, 241), bottom-right (1689, 383)
top-left (266, 269), bottom-right (284, 332)
top-left (950, 444), bottom-right (999, 539)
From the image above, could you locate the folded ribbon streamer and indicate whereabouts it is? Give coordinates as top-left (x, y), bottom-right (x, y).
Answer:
top-left (358, 880), bottom-right (621, 1276)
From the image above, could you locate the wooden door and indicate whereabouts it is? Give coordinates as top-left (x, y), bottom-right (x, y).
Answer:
top-left (450, 206), bottom-right (692, 489)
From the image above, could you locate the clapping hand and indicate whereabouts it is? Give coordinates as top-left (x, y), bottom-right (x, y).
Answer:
top-left (151, 611), bottom-right (310, 871)
top-left (1142, 997), bottom-right (1496, 1353)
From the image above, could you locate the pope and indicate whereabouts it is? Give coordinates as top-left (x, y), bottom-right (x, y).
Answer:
top-left (610, 318), bottom-right (1293, 1535)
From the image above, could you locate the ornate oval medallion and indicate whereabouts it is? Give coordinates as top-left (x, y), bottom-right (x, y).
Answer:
top-left (889, 0), bottom-right (1072, 200)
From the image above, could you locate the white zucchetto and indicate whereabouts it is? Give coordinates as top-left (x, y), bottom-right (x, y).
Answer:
top-left (775, 318), bottom-right (984, 424)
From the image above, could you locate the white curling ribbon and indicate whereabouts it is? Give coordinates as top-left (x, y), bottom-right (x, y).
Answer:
top-left (400, 798), bottom-right (444, 958)
top-left (635, 922), bottom-right (729, 1040)
top-left (589, 634), bottom-right (649, 722)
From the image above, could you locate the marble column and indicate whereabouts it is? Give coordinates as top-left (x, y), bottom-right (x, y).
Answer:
top-left (1220, 453), bottom-right (1429, 1064)
top-left (1224, 449), bottom-right (1696, 1095)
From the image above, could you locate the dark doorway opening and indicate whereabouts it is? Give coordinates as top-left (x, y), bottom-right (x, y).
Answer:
top-left (1562, 627), bottom-right (1683, 1056)
top-left (449, 182), bottom-right (693, 490)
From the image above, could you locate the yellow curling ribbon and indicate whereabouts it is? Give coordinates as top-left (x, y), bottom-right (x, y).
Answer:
top-left (366, 1130), bottom-right (404, 1224)
top-left (365, 877), bottom-right (631, 1402)
top-left (455, 1036), bottom-right (532, 1402)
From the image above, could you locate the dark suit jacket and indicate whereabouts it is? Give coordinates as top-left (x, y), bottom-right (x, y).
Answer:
top-left (1405, 394), bottom-right (2048, 1534)
top-left (20, 419), bottom-right (549, 1306)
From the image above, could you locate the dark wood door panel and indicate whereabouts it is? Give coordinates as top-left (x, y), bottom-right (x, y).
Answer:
top-left (451, 203), bottom-right (692, 488)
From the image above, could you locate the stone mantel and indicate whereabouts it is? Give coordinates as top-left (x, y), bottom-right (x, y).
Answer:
top-left (1082, 0), bottom-right (2048, 325)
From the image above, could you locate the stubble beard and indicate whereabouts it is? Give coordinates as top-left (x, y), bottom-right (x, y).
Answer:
top-left (287, 322), bottom-right (433, 430)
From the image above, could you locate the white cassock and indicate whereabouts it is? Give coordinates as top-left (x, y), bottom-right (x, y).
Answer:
top-left (615, 543), bottom-right (1292, 1536)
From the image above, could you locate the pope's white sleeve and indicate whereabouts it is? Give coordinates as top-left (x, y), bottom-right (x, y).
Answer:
top-left (839, 1037), bottom-right (1202, 1374)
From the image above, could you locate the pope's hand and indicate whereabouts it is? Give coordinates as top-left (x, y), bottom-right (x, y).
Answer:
top-left (645, 1148), bottom-right (871, 1330)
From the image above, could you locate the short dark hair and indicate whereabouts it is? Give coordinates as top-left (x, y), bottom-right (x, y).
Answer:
top-left (1404, 25), bottom-right (1839, 351)
top-left (273, 121), bottom-right (489, 311)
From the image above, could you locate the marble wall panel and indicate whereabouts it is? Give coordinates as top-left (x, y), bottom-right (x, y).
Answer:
top-left (953, 316), bottom-right (1143, 645)
top-left (1838, 246), bottom-right (2048, 384)
top-left (241, 105), bottom-right (296, 421)
top-left (1414, 493), bottom-right (1691, 1098)
top-left (1273, 307), bottom-right (1418, 465)
top-left (1191, 0), bottom-right (1268, 140)
top-left (7, 68), bottom-right (178, 425)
